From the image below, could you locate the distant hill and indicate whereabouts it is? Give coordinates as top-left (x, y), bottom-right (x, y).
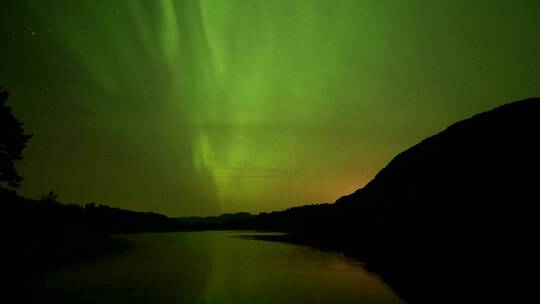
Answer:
top-left (175, 212), bottom-right (256, 230)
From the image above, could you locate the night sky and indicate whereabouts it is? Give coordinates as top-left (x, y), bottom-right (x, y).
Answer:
top-left (1, 0), bottom-right (539, 216)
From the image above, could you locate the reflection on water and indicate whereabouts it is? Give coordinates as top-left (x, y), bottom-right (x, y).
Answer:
top-left (35, 231), bottom-right (404, 304)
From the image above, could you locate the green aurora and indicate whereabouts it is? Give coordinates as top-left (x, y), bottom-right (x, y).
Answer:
top-left (1, 0), bottom-right (539, 216)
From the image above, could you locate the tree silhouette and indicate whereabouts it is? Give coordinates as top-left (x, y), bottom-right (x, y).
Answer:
top-left (40, 190), bottom-right (59, 203)
top-left (0, 87), bottom-right (32, 188)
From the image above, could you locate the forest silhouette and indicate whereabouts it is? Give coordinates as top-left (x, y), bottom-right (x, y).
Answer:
top-left (2, 86), bottom-right (539, 303)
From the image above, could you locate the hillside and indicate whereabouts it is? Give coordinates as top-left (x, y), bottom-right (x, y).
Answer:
top-left (327, 98), bottom-right (540, 303)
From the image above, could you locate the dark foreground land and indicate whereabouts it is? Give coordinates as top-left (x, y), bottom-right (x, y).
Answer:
top-left (4, 97), bottom-right (540, 303)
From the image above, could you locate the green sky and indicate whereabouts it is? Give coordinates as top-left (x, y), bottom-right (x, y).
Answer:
top-left (1, 0), bottom-right (539, 216)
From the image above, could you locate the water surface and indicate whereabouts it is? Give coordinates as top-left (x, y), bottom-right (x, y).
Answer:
top-left (37, 231), bottom-right (404, 304)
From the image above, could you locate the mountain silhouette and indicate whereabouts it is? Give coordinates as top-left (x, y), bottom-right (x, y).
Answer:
top-left (324, 98), bottom-right (540, 303)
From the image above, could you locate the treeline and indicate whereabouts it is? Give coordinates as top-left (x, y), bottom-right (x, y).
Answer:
top-left (3, 188), bottom-right (185, 234)
top-left (2, 184), bottom-right (335, 239)
top-left (2, 187), bottom-right (187, 274)
top-left (3, 182), bottom-right (340, 236)
top-left (173, 203), bottom-right (334, 232)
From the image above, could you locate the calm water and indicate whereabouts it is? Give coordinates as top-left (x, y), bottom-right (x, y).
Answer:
top-left (36, 231), bottom-right (404, 304)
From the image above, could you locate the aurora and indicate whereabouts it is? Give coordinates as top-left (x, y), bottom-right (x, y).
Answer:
top-left (1, 0), bottom-right (539, 216)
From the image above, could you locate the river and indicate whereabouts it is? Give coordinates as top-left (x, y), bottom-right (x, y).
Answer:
top-left (35, 231), bottom-right (404, 304)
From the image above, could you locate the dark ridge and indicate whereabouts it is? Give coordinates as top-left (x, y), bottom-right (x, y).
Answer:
top-left (324, 97), bottom-right (540, 303)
